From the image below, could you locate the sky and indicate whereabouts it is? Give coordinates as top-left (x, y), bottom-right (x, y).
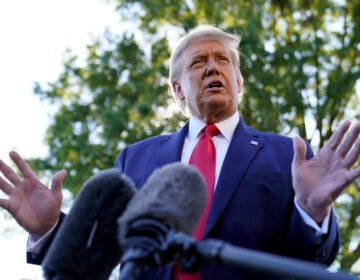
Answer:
top-left (0, 0), bottom-right (119, 279)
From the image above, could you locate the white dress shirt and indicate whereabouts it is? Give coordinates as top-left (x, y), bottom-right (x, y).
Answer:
top-left (181, 112), bottom-right (239, 189)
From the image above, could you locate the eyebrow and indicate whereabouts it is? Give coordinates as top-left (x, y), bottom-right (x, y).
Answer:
top-left (188, 50), bottom-right (230, 67)
top-left (190, 49), bottom-right (230, 58)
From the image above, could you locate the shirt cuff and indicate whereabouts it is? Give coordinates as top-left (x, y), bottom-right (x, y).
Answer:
top-left (26, 221), bottom-right (58, 254)
top-left (294, 198), bottom-right (330, 235)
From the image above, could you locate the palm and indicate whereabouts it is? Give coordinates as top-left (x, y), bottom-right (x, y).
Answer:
top-left (9, 179), bottom-right (60, 235)
top-left (292, 121), bottom-right (360, 222)
top-left (0, 151), bottom-right (65, 239)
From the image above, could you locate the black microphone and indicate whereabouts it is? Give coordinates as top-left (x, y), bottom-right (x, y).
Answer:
top-left (117, 162), bottom-right (207, 280)
top-left (42, 168), bottom-right (136, 280)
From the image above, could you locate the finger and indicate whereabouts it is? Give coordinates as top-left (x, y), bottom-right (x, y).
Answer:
top-left (0, 198), bottom-right (10, 211)
top-left (9, 151), bottom-right (37, 180)
top-left (292, 136), bottom-right (307, 166)
top-left (337, 123), bottom-right (360, 157)
top-left (343, 138), bottom-right (360, 169)
top-left (325, 121), bottom-right (351, 151)
top-left (347, 166), bottom-right (360, 185)
top-left (50, 170), bottom-right (67, 196)
top-left (0, 176), bottom-right (13, 195)
top-left (0, 159), bottom-right (21, 185)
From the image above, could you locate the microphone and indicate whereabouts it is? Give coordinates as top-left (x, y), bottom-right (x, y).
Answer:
top-left (117, 162), bottom-right (207, 280)
top-left (116, 163), bottom-right (358, 280)
top-left (42, 168), bottom-right (136, 280)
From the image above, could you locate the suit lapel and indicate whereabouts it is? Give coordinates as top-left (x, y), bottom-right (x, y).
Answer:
top-left (205, 118), bottom-right (264, 236)
top-left (156, 123), bottom-right (189, 166)
top-left (152, 120), bottom-right (264, 237)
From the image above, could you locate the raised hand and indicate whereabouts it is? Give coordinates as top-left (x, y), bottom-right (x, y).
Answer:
top-left (292, 121), bottom-right (360, 223)
top-left (0, 151), bottom-right (66, 240)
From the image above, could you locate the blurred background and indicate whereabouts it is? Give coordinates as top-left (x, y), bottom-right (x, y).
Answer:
top-left (0, 0), bottom-right (359, 279)
top-left (0, 0), bottom-right (118, 278)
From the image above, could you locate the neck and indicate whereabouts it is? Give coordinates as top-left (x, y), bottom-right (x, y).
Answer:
top-left (191, 111), bottom-right (239, 126)
top-left (198, 112), bottom-right (236, 124)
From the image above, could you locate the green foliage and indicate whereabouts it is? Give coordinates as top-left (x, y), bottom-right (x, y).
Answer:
top-left (30, 0), bottom-right (359, 271)
top-left (31, 30), bottom-right (185, 193)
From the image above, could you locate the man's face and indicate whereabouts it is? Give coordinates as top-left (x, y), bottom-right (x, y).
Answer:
top-left (173, 38), bottom-right (242, 123)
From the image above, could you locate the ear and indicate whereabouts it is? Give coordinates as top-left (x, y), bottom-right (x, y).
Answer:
top-left (172, 81), bottom-right (185, 100)
top-left (237, 75), bottom-right (243, 93)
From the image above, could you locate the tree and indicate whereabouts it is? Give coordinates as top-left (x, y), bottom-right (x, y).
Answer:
top-left (32, 31), bottom-right (185, 193)
top-left (30, 0), bottom-right (359, 271)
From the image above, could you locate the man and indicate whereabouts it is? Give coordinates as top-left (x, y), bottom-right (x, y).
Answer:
top-left (0, 25), bottom-right (360, 279)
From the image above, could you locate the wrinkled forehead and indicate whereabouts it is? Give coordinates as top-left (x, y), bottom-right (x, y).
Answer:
top-left (182, 36), bottom-right (229, 56)
top-left (179, 39), bottom-right (232, 67)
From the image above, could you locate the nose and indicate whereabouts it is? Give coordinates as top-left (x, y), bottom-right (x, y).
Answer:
top-left (204, 59), bottom-right (220, 77)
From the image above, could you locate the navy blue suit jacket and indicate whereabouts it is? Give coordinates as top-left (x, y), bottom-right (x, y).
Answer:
top-left (114, 118), bottom-right (339, 280)
top-left (27, 118), bottom-right (339, 279)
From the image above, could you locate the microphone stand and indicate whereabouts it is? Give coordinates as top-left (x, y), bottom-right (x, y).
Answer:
top-left (165, 231), bottom-right (358, 280)
top-left (118, 221), bottom-right (358, 280)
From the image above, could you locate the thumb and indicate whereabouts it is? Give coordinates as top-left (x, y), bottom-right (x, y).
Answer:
top-left (292, 136), bottom-right (307, 168)
top-left (50, 170), bottom-right (67, 196)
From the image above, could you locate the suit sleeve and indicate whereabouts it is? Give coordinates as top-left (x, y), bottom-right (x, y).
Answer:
top-left (27, 212), bottom-right (66, 265)
top-left (286, 141), bottom-right (339, 264)
top-left (287, 206), bottom-right (339, 265)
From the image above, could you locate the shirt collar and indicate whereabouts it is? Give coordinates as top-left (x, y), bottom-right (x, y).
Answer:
top-left (188, 112), bottom-right (240, 141)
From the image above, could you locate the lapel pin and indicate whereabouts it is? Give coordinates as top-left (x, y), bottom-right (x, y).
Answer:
top-left (250, 140), bottom-right (259, 146)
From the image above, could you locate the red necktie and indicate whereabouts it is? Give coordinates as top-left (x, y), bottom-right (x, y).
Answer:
top-left (172, 124), bottom-right (219, 280)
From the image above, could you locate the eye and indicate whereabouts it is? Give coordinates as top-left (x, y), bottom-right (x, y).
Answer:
top-left (218, 56), bottom-right (230, 63)
top-left (190, 59), bottom-right (204, 68)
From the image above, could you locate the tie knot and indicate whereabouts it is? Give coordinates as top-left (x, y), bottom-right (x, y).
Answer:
top-left (204, 124), bottom-right (219, 138)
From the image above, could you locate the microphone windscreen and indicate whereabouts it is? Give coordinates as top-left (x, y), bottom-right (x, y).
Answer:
top-left (118, 162), bottom-right (207, 240)
top-left (42, 168), bottom-right (136, 280)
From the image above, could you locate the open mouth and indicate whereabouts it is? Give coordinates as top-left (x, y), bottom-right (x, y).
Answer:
top-left (207, 81), bottom-right (223, 89)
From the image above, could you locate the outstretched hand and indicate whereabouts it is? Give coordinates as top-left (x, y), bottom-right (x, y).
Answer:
top-left (0, 151), bottom-right (66, 240)
top-left (292, 121), bottom-right (360, 223)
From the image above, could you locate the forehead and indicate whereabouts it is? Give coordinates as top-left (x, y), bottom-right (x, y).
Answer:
top-left (183, 38), bottom-right (230, 57)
